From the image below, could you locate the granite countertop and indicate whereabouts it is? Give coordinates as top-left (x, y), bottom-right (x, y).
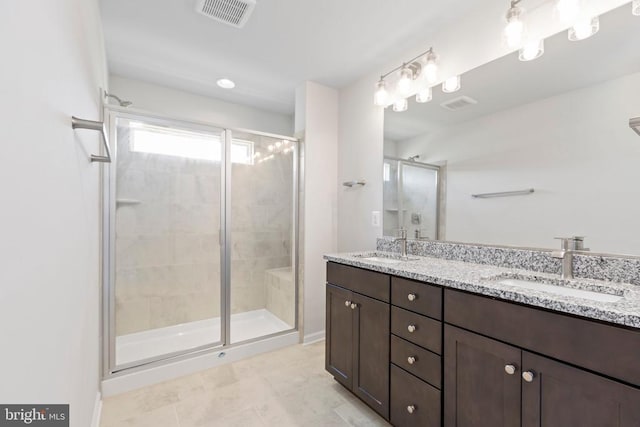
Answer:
top-left (324, 251), bottom-right (640, 329)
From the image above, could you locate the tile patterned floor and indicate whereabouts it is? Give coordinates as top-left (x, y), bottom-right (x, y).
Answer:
top-left (101, 342), bottom-right (391, 427)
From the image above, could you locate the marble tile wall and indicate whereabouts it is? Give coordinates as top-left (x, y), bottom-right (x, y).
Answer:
top-left (265, 267), bottom-right (295, 327)
top-left (114, 126), bottom-right (294, 336)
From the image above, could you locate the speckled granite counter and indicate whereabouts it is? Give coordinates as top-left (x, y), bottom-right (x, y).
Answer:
top-left (324, 251), bottom-right (640, 329)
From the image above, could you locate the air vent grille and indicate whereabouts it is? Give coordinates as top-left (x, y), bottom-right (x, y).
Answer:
top-left (195, 0), bottom-right (256, 28)
top-left (440, 96), bottom-right (478, 111)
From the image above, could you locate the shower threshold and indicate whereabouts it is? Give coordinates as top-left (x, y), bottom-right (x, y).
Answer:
top-left (115, 308), bottom-right (292, 366)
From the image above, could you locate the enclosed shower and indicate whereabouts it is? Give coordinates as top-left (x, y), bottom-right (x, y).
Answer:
top-left (103, 110), bottom-right (298, 374)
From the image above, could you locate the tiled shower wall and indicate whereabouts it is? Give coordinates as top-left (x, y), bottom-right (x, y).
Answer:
top-left (115, 126), bottom-right (293, 335)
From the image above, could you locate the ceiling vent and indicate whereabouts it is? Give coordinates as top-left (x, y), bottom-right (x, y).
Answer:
top-left (195, 0), bottom-right (256, 28)
top-left (440, 96), bottom-right (478, 112)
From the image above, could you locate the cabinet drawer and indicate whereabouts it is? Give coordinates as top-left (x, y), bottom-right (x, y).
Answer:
top-left (391, 364), bottom-right (441, 427)
top-left (392, 306), bottom-right (442, 354)
top-left (392, 277), bottom-right (442, 319)
top-left (391, 335), bottom-right (441, 389)
top-left (327, 262), bottom-right (390, 302)
top-left (445, 289), bottom-right (640, 387)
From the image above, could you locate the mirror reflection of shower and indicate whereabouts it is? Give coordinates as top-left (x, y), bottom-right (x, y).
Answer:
top-left (383, 157), bottom-right (440, 240)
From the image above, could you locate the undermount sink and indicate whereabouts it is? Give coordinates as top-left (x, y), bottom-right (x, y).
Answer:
top-left (495, 277), bottom-right (624, 303)
top-left (354, 252), bottom-right (418, 264)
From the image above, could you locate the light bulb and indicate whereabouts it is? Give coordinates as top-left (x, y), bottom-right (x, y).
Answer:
top-left (519, 39), bottom-right (544, 61)
top-left (397, 67), bottom-right (413, 96)
top-left (442, 76), bottom-right (461, 93)
top-left (416, 87), bottom-right (433, 103)
top-left (424, 50), bottom-right (438, 84)
top-left (268, 144), bottom-right (274, 152)
top-left (393, 98), bottom-right (408, 112)
top-left (556, 0), bottom-right (581, 22)
top-left (373, 79), bottom-right (388, 106)
top-left (504, 4), bottom-right (525, 48)
top-left (275, 141), bottom-right (282, 148)
top-left (633, 0), bottom-right (640, 16)
top-left (568, 16), bottom-right (599, 41)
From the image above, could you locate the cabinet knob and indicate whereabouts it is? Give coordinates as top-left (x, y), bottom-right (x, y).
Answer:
top-left (407, 405), bottom-right (416, 414)
top-left (504, 364), bottom-right (517, 375)
top-left (350, 303), bottom-right (357, 310)
top-left (407, 293), bottom-right (417, 301)
top-left (407, 356), bottom-right (416, 365)
top-left (345, 300), bottom-right (351, 307)
top-left (522, 370), bottom-right (536, 382)
top-left (407, 324), bottom-right (416, 333)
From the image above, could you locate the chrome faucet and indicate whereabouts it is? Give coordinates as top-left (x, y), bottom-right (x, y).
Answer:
top-left (551, 236), bottom-right (588, 279)
top-left (394, 227), bottom-right (408, 260)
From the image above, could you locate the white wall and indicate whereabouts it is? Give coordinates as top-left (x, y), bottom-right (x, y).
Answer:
top-left (110, 75), bottom-right (294, 136)
top-left (397, 72), bottom-right (640, 254)
top-left (337, 0), bottom-right (628, 251)
top-left (295, 82), bottom-right (339, 341)
top-left (0, 0), bottom-right (107, 426)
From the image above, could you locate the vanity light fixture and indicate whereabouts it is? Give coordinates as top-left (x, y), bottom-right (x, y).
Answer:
top-left (568, 16), bottom-right (599, 41)
top-left (397, 64), bottom-right (418, 96)
top-left (504, 0), bottom-right (525, 48)
top-left (393, 98), bottom-right (409, 112)
top-left (632, 0), bottom-right (640, 16)
top-left (556, 0), bottom-right (581, 22)
top-left (374, 79), bottom-right (389, 106)
top-left (442, 75), bottom-right (461, 93)
top-left (423, 48), bottom-right (438, 84)
top-left (519, 39), bottom-right (545, 61)
top-left (216, 78), bottom-right (235, 89)
top-left (416, 87), bottom-right (433, 103)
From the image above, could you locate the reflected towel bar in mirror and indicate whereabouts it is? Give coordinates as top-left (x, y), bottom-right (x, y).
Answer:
top-left (71, 116), bottom-right (112, 163)
top-left (472, 188), bottom-right (534, 199)
top-left (343, 180), bottom-right (366, 187)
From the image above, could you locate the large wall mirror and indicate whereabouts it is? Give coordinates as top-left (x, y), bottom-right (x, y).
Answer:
top-left (384, 4), bottom-right (640, 256)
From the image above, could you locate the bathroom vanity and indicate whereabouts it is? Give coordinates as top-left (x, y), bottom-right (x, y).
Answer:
top-left (325, 247), bottom-right (640, 427)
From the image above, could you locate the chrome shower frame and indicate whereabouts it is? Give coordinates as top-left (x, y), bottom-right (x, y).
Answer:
top-left (101, 106), bottom-right (300, 378)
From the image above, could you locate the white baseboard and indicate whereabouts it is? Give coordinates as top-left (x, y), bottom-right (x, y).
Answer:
top-left (90, 391), bottom-right (102, 427)
top-left (303, 330), bottom-right (325, 345)
top-left (102, 331), bottom-right (299, 397)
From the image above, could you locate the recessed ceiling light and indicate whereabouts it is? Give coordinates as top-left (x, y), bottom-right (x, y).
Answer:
top-left (217, 78), bottom-right (235, 89)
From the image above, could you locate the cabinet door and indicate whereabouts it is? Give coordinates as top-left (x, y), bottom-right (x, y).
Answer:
top-left (522, 352), bottom-right (640, 427)
top-left (325, 284), bottom-right (353, 389)
top-left (352, 291), bottom-right (390, 419)
top-left (444, 325), bottom-right (521, 427)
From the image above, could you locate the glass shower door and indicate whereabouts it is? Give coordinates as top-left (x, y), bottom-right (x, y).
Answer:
top-left (111, 115), bottom-right (224, 368)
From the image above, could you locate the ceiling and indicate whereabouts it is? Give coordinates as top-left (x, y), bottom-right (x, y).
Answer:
top-left (100, 0), bottom-right (482, 114)
top-left (384, 4), bottom-right (640, 142)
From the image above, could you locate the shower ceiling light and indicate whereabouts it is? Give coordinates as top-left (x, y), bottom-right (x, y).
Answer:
top-left (442, 76), bottom-right (461, 93)
top-left (416, 87), bottom-right (433, 103)
top-left (633, 0), bottom-right (639, 15)
top-left (556, 0), bottom-right (581, 22)
top-left (216, 78), bottom-right (235, 89)
top-left (374, 79), bottom-right (389, 106)
top-left (568, 16), bottom-right (599, 41)
top-left (504, 1), bottom-right (525, 48)
top-left (519, 39), bottom-right (544, 61)
top-left (393, 98), bottom-right (408, 112)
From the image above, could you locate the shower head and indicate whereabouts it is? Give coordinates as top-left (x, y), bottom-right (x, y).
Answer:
top-left (408, 155), bottom-right (420, 162)
top-left (631, 117), bottom-right (640, 136)
top-left (104, 91), bottom-right (132, 107)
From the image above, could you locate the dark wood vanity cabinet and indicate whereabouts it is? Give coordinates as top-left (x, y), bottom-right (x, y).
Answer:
top-left (444, 289), bottom-right (640, 427)
top-left (326, 263), bottom-right (391, 419)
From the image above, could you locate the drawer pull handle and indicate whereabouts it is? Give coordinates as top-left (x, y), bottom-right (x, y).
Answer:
top-left (350, 303), bottom-right (358, 310)
top-left (407, 356), bottom-right (417, 365)
top-left (407, 293), bottom-right (417, 301)
top-left (345, 300), bottom-right (351, 307)
top-left (407, 324), bottom-right (416, 333)
top-left (504, 364), bottom-right (517, 375)
top-left (522, 370), bottom-right (536, 382)
top-left (407, 405), bottom-right (416, 414)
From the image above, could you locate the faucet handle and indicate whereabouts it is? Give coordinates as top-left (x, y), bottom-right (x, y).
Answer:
top-left (396, 227), bottom-right (407, 239)
top-left (554, 236), bottom-right (587, 251)
top-left (554, 237), bottom-right (573, 250)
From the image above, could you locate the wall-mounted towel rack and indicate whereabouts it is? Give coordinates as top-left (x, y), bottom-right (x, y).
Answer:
top-left (472, 188), bottom-right (534, 199)
top-left (71, 116), bottom-right (112, 163)
top-left (343, 180), bottom-right (366, 188)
